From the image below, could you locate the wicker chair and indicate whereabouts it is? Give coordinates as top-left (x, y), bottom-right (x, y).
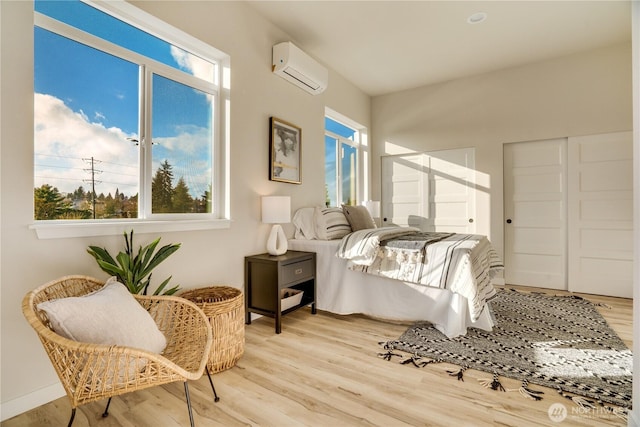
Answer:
top-left (22, 275), bottom-right (220, 427)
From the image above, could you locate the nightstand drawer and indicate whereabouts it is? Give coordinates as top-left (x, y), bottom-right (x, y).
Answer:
top-left (281, 259), bottom-right (314, 284)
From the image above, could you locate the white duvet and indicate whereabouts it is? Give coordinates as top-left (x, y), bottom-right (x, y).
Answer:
top-left (335, 228), bottom-right (503, 323)
top-left (288, 237), bottom-right (498, 338)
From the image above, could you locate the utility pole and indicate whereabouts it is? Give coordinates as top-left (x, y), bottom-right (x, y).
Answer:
top-left (83, 157), bottom-right (102, 219)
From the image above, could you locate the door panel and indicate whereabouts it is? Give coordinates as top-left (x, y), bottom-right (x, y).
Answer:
top-left (504, 139), bottom-right (567, 289)
top-left (429, 149), bottom-right (476, 232)
top-left (567, 131), bottom-right (633, 298)
top-left (381, 148), bottom-right (475, 233)
top-left (381, 154), bottom-right (427, 228)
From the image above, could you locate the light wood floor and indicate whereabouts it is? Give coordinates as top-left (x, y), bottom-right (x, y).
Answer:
top-left (3, 286), bottom-right (632, 427)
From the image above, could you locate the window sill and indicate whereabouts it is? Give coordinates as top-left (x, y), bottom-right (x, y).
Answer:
top-left (30, 218), bottom-right (231, 240)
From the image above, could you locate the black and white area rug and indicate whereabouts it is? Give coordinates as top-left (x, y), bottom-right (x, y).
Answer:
top-left (379, 289), bottom-right (632, 410)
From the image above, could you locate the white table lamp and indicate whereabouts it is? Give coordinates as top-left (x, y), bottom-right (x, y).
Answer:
top-left (262, 196), bottom-right (291, 256)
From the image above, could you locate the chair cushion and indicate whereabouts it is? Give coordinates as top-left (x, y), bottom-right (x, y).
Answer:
top-left (37, 277), bottom-right (167, 354)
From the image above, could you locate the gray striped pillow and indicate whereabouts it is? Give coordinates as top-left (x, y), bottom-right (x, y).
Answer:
top-left (314, 207), bottom-right (352, 240)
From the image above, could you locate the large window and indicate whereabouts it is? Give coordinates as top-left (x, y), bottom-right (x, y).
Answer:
top-left (33, 0), bottom-right (228, 225)
top-left (324, 112), bottom-right (367, 207)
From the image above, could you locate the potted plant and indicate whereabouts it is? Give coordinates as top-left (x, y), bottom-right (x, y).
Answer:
top-left (87, 230), bottom-right (181, 295)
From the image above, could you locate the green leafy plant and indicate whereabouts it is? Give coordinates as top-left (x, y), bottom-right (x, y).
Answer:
top-left (87, 230), bottom-right (181, 295)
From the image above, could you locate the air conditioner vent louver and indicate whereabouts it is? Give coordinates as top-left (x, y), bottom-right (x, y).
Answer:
top-left (272, 42), bottom-right (328, 95)
top-left (282, 67), bottom-right (321, 90)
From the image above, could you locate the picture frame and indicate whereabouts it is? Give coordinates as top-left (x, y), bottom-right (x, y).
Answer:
top-left (269, 117), bottom-right (302, 184)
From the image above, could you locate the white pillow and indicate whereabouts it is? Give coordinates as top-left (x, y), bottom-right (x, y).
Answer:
top-left (37, 277), bottom-right (167, 354)
top-left (314, 207), bottom-right (352, 240)
top-left (292, 207), bottom-right (318, 239)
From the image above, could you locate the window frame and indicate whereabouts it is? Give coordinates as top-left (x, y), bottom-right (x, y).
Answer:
top-left (324, 109), bottom-right (369, 208)
top-left (30, 0), bottom-right (231, 239)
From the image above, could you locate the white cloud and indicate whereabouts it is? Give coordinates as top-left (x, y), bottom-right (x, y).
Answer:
top-left (152, 125), bottom-right (212, 197)
top-left (35, 93), bottom-right (211, 198)
top-left (34, 93), bottom-right (138, 196)
top-left (170, 46), bottom-right (215, 82)
top-left (154, 124), bottom-right (210, 155)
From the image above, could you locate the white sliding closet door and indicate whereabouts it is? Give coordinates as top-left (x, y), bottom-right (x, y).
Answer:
top-left (381, 153), bottom-right (428, 228)
top-left (381, 148), bottom-right (476, 233)
top-left (567, 131), bottom-right (633, 298)
top-left (503, 139), bottom-right (568, 290)
top-left (504, 131), bottom-right (633, 297)
top-left (428, 149), bottom-right (476, 233)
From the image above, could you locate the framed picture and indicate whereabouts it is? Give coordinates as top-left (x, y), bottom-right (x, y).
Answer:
top-left (269, 117), bottom-right (302, 184)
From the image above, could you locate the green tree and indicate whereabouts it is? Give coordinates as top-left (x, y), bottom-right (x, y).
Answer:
top-left (72, 186), bottom-right (86, 203)
top-left (194, 186), bottom-right (211, 213)
top-left (172, 177), bottom-right (193, 212)
top-left (123, 193), bottom-right (138, 218)
top-left (58, 209), bottom-right (91, 219)
top-left (325, 184), bottom-right (331, 207)
top-left (152, 160), bottom-right (174, 213)
top-left (104, 192), bottom-right (117, 217)
top-left (34, 184), bottom-right (67, 220)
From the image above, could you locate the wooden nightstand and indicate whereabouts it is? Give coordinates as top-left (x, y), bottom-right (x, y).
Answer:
top-left (244, 250), bottom-right (316, 333)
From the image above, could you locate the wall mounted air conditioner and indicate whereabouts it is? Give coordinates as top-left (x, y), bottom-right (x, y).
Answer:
top-left (272, 41), bottom-right (328, 95)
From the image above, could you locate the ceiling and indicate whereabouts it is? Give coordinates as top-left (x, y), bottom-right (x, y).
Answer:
top-left (246, 1), bottom-right (632, 97)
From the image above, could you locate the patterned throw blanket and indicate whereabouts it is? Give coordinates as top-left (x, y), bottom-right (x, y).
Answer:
top-left (336, 227), bottom-right (421, 266)
top-left (337, 228), bottom-right (504, 321)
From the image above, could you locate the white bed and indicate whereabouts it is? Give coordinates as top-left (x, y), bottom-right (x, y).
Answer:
top-left (288, 237), bottom-right (497, 338)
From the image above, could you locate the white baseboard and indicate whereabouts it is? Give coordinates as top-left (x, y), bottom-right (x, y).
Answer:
top-left (1, 382), bottom-right (65, 422)
top-left (629, 409), bottom-right (639, 427)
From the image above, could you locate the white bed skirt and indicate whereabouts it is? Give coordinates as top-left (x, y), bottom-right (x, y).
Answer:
top-left (289, 238), bottom-right (494, 338)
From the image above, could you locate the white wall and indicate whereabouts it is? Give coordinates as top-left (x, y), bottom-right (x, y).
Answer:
top-left (0, 0), bottom-right (370, 418)
top-left (631, 2), bottom-right (639, 426)
top-left (371, 42), bottom-right (632, 256)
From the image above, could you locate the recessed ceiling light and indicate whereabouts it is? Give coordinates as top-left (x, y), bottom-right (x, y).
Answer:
top-left (467, 12), bottom-right (487, 24)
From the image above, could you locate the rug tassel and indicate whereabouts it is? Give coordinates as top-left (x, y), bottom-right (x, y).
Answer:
top-left (447, 366), bottom-right (467, 381)
top-left (573, 396), bottom-right (597, 409)
top-left (507, 379), bottom-right (544, 401)
top-left (595, 302), bottom-right (612, 309)
top-left (595, 399), bottom-right (630, 422)
top-left (400, 355), bottom-right (445, 368)
top-left (610, 406), bottom-right (629, 422)
top-left (377, 349), bottom-right (402, 361)
top-left (557, 387), bottom-right (596, 409)
top-left (478, 372), bottom-right (505, 392)
top-left (377, 341), bottom-right (402, 361)
top-left (419, 357), bottom-right (444, 366)
top-left (400, 353), bottom-right (425, 368)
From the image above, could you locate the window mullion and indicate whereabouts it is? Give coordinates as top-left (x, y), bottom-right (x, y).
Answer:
top-left (336, 139), bottom-right (342, 205)
top-left (140, 66), bottom-right (153, 219)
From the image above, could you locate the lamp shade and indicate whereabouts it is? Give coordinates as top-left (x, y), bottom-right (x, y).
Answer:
top-left (261, 196), bottom-right (291, 224)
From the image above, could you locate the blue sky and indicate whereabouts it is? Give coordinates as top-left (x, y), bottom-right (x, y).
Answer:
top-left (325, 117), bottom-right (357, 205)
top-left (34, 0), bottom-right (213, 198)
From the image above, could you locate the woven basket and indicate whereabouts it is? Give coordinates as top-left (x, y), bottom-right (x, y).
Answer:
top-left (179, 286), bottom-right (245, 373)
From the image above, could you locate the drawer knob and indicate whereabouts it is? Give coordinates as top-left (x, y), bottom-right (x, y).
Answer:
top-left (295, 268), bottom-right (303, 275)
